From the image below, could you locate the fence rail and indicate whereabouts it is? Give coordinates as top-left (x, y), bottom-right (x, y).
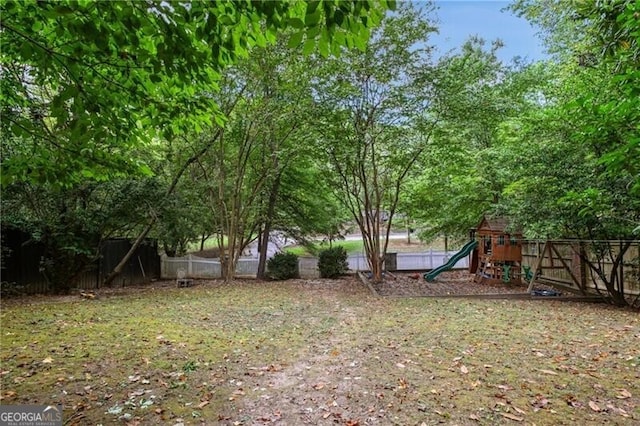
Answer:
top-left (521, 240), bottom-right (640, 296)
top-left (161, 250), bottom-right (469, 280)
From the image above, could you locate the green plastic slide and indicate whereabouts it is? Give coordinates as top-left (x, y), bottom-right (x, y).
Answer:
top-left (424, 240), bottom-right (478, 282)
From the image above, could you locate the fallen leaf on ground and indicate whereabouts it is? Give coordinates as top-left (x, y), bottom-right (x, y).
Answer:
top-left (41, 357), bottom-right (53, 364)
top-left (500, 412), bottom-right (523, 421)
top-left (588, 401), bottom-right (601, 412)
top-left (512, 406), bottom-right (526, 415)
top-left (616, 389), bottom-right (632, 399)
top-left (606, 404), bottom-right (629, 417)
top-left (1, 391), bottom-right (17, 399)
top-left (538, 369), bottom-right (557, 375)
top-left (460, 365), bottom-right (469, 374)
top-left (531, 395), bottom-right (550, 411)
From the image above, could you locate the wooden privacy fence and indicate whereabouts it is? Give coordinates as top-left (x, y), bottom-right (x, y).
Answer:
top-left (99, 239), bottom-right (161, 288)
top-left (1, 233), bottom-right (160, 294)
top-left (161, 250), bottom-right (469, 279)
top-left (522, 240), bottom-right (640, 296)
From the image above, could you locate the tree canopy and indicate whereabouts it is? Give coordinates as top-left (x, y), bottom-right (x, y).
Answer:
top-left (1, 0), bottom-right (392, 186)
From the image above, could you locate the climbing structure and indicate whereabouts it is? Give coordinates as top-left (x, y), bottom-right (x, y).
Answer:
top-left (471, 216), bottom-right (522, 285)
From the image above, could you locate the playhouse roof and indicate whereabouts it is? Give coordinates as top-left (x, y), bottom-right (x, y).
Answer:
top-left (476, 216), bottom-right (520, 234)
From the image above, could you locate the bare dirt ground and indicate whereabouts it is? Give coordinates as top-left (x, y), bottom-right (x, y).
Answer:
top-left (368, 270), bottom-right (531, 297)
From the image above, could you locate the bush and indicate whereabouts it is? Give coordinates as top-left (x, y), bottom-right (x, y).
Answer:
top-left (267, 252), bottom-right (299, 280)
top-left (318, 246), bottom-right (349, 278)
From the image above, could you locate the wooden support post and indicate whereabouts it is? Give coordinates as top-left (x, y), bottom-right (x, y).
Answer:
top-left (527, 241), bottom-right (549, 292)
top-left (550, 243), bottom-right (584, 294)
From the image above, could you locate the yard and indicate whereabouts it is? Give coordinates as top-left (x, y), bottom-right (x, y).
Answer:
top-left (1, 277), bottom-right (638, 425)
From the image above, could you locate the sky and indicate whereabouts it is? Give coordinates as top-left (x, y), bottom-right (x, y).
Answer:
top-left (427, 0), bottom-right (547, 63)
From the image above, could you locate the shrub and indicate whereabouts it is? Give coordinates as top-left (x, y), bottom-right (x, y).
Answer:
top-left (267, 252), bottom-right (299, 280)
top-left (318, 246), bottom-right (349, 278)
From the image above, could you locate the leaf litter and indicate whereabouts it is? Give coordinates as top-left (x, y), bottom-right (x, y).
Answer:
top-left (0, 276), bottom-right (638, 424)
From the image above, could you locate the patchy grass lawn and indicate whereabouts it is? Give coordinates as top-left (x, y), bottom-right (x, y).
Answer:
top-left (1, 278), bottom-right (638, 425)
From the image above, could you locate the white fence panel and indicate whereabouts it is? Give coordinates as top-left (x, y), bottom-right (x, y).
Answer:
top-left (347, 251), bottom-right (469, 271)
top-left (162, 256), bottom-right (190, 278)
top-left (395, 251), bottom-right (469, 270)
top-left (161, 250), bottom-right (471, 279)
top-left (192, 258), bottom-right (221, 278)
top-left (236, 258), bottom-right (259, 276)
top-left (162, 255), bottom-right (256, 279)
top-left (347, 254), bottom-right (369, 271)
top-left (299, 256), bottom-right (319, 278)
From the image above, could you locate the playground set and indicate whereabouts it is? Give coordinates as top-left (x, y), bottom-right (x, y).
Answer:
top-left (424, 215), bottom-right (523, 284)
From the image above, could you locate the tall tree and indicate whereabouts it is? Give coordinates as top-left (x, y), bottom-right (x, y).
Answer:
top-left (313, 2), bottom-right (438, 282)
top-left (408, 40), bottom-right (552, 243)
top-left (510, 0), bottom-right (639, 191)
top-left (195, 40), bottom-right (325, 280)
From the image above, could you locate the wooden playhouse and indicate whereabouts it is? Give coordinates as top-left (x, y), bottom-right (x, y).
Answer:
top-left (470, 216), bottom-right (523, 284)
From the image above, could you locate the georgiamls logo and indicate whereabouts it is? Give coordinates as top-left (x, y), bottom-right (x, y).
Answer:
top-left (43, 406), bottom-right (61, 415)
top-left (0, 404), bottom-right (62, 425)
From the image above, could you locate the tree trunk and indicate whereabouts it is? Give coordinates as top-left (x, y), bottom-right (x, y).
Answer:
top-left (103, 220), bottom-right (155, 286)
top-left (257, 174), bottom-right (282, 279)
top-left (199, 234), bottom-right (210, 251)
top-left (580, 240), bottom-right (632, 307)
top-left (257, 227), bottom-right (271, 279)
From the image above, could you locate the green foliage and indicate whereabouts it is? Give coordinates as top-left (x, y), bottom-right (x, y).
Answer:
top-left (405, 37), bottom-right (536, 241)
top-left (511, 0), bottom-right (640, 193)
top-left (318, 246), bottom-right (349, 278)
top-left (0, 178), bottom-right (164, 292)
top-left (0, 0), bottom-right (393, 187)
top-left (493, 1), bottom-right (640, 306)
top-left (266, 252), bottom-right (299, 280)
top-left (312, 2), bottom-right (438, 282)
top-left (1, 0), bottom-right (393, 286)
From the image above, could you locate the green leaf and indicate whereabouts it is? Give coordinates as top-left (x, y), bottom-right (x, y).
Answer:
top-left (318, 33), bottom-right (330, 57)
top-left (302, 38), bottom-right (316, 55)
top-left (306, 1), bottom-right (320, 14)
top-left (213, 112), bottom-right (226, 127)
top-left (305, 9), bottom-right (321, 26)
top-left (288, 17), bottom-right (305, 29)
top-left (354, 33), bottom-right (367, 52)
top-left (288, 31), bottom-right (304, 49)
